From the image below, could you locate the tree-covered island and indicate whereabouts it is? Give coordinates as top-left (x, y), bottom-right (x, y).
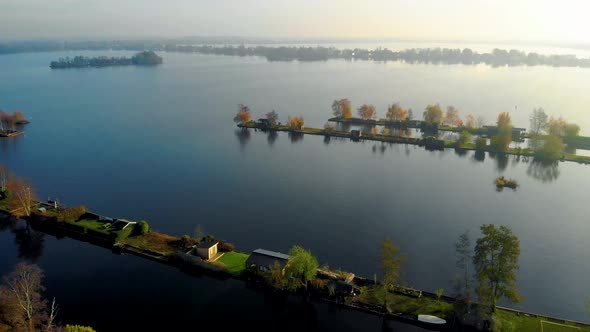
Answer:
top-left (49, 51), bottom-right (163, 69)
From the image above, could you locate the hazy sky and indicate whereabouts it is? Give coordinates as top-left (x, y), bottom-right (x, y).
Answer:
top-left (1, 0), bottom-right (590, 44)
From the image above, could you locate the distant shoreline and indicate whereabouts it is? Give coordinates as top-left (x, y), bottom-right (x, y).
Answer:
top-left (49, 50), bottom-right (162, 69)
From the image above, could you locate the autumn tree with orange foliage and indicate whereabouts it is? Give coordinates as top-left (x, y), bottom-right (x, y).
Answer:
top-left (445, 106), bottom-right (463, 127)
top-left (332, 99), bottom-right (352, 119)
top-left (233, 104), bottom-right (251, 125)
top-left (287, 116), bottom-right (305, 130)
top-left (423, 104), bottom-right (444, 125)
top-left (465, 114), bottom-right (476, 129)
top-left (386, 103), bottom-right (408, 122)
top-left (358, 104), bottom-right (376, 120)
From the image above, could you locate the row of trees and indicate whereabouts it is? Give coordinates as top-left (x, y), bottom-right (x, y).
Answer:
top-left (332, 99), bottom-right (484, 129)
top-left (233, 104), bottom-right (304, 130)
top-left (0, 263), bottom-right (95, 332)
top-left (529, 108), bottom-right (581, 160)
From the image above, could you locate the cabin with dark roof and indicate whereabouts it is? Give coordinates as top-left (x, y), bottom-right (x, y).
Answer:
top-left (257, 118), bottom-right (272, 130)
top-left (246, 249), bottom-right (289, 273)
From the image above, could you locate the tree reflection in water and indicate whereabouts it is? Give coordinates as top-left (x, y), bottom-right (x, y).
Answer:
top-left (235, 128), bottom-right (251, 150)
top-left (527, 159), bottom-right (560, 183)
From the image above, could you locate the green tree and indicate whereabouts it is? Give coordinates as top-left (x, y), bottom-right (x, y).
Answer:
top-left (136, 221), bottom-right (150, 235)
top-left (457, 130), bottom-right (472, 148)
top-left (474, 225), bottom-right (522, 311)
top-left (563, 123), bottom-right (580, 143)
top-left (492, 112), bottom-right (513, 152)
top-left (423, 104), bottom-right (443, 125)
top-left (534, 135), bottom-right (564, 161)
top-left (283, 246), bottom-right (319, 291)
top-left (381, 237), bottom-right (405, 309)
top-left (529, 108), bottom-right (548, 135)
top-left (475, 137), bottom-right (487, 151)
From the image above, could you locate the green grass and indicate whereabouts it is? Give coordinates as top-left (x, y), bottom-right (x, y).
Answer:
top-left (218, 251), bottom-right (249, 275)
top-left (62, 218), bottom-right (134, 243)
top-left (352, 286), bottom-right (453, 319)
top-left (494, 309), bottom-right (590, 332)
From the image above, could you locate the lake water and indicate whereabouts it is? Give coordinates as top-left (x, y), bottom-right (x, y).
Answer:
top-left (1, 50), bottom-right (590, 329)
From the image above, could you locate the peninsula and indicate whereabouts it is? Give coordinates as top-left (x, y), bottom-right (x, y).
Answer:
top-left (49, 51), bottom-right (163, 69)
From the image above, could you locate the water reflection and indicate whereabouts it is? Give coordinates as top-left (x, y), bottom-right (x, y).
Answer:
top-left (267, 130), bottom-right (278, 146)
top-left (0, 217), bottom-right (45, 262)
top-left (489, 152), bottom-right (509, 171)
top-left (0, 135), bottom-right (23, 154)
top-left (454, 148), bottom-right (468, 158)
top-left (473, 150), bottom-right (486, 162)
top-left (527, 159), bottom-right (560, 183)
top-left (235, 128), bottom-right (251, 150)
top-left (288, 132), bottom-right (304, 143)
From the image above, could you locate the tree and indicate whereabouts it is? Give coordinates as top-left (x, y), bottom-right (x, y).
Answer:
top-left (265, 261), bottom-right (286, 289)
top-left (386, 103), bottom-right (408, 122)
top-left (358, 104), bottom-right (376, 120)
top-left (332, 99), bottom-right (352, 119)
top-left (407, 109), bottom-right (414, 121)
top-left (457, 130), bottom-right (472, 148)
top-left (423, 104), bottom-right (443, 125)
top-left (465, 114), bottom-right (476, 129)
top-left (323, 122), bottom-right (336, 133)
top-left (265, 110), bottom-right (279, 126)
top-left (381, 237), bottom-right (405, 309)
top-left (529, 108), bottom-right (548, 135)
top-left (474, 225), bottom-right (522, 311)
top-left (233, 104), bottom-right (251, 125)
top-left (455, 231), bottom-right (472, 301)
top-left (287, 116), bottom-right (304, 130)
top-left (492, 112), bottom-right (513, 152)
top-left (8, 177), bottom-right (36, 217)
top-left (283, 245), bottom-right (319, 291)
top-left (475, 137), bottom-right (487, 151)
top-left (476, 116), bottom-right (486, 128)
top-left (547, 116), bottom-right (566, 136)
top-left (445, 106), bottom-right (463, 127)
top-left (0, 263), bottom-right (47, 332)
top-left (534, 135), bottom-right (564, 161)
top-left (563, 123), bottom-right (580, 143)
top-left (0, 164), bottom-right (7, 192)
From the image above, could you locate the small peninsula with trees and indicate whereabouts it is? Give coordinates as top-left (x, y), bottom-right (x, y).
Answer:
top-left (49, 51), bottom-right (163, 69)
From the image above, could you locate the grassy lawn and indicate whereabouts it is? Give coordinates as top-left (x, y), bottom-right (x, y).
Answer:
top-left (122, 231), bottom-right (179, 256)
top-left (217, 251), bottom-right (249, 275)
top-left (73, 219), bottom-right (111, 235)
top-left (352, 286), bottom-right (453, 319)
top-left (494, 309), bottom-right (590, 332)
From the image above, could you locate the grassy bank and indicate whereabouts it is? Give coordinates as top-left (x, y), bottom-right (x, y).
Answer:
top-left (122, 231), bottom-right (180, 256)
top-left (217, 251), bottom-right (249, 275)
top-left (494, 308), bottom-right (590, 332)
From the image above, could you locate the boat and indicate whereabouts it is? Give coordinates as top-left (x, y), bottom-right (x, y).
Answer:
top-left (417, 314), bottom-right (447, 325)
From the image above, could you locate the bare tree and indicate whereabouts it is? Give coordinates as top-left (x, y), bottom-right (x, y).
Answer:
top-left (8, 177), bottom-right (36, 217)
top-left (1, 263), bottom-right (47, 332)
top-left (45, 298), bottom-right (59, 332)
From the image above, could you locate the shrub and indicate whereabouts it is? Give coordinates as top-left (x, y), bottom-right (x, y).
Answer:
top-left (55, 205), bottom-right (87, 222)
top-left (177, 235), bottom-right (198, 249)
top-left (136, 221), bottom-right (150, 235)
top-left (65, 325), bottom-right (96, 332)
top-left (218, 241), bottom-right (234, 252)
top-left (475, 137), bottom-right (487, 151)
top-left (113, 226), bottom-right (134, 243)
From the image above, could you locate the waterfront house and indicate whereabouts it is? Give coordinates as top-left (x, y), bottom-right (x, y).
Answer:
top-left (246, 249), bottom-right (289, 273)
top-left (350, 130), bottom-right (362, 140)
top-left (258, 118), bottom-right (272, 130)
top-left (196, 241), bottom-right (219, 260)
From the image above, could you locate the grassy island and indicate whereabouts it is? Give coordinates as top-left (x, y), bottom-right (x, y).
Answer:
top-left (50, 51), bottom-right (163, 69)
top-left (495, 176), bottom-right (518, 190)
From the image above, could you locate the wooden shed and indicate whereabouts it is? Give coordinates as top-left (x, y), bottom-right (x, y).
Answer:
top-left (196, 241), bottom-right (219, 260)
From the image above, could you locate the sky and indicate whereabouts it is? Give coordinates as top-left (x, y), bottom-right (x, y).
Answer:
top-left (1, 0), bottom-right (590, 45)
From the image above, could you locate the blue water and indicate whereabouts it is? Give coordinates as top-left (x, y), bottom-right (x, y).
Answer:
top-left (1, 51), bottom-right (590, 328)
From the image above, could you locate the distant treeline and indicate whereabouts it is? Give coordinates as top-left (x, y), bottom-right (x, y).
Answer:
top-left (49, 51), bottom-right (162, 68)
top-left (165, 45), bottom-right (590, 67)
top-left (3, 38), bottom-right (590, 68)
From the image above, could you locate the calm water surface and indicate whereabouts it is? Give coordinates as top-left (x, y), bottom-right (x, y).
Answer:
top-left (1, 51), bottom-right (590, 328)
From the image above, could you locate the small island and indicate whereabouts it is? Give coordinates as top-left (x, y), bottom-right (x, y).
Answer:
top-left (49, 50), bottom-right (163, 69)
top-left (0, 109), bottom-right (29, 137)
top-left (495, 176), bottom-right (518, 190)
